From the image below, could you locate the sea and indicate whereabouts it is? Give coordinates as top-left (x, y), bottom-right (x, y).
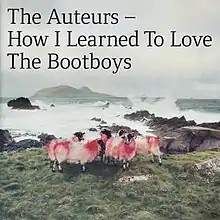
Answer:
top-left (0, 97), bottom-right (220, 142)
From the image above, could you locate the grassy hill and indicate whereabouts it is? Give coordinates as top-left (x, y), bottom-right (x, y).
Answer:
top-left (1, 149), bottom-right (220, 220)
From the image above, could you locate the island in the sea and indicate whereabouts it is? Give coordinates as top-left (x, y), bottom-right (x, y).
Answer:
top-left (31, 85), bottom-right (129, 104)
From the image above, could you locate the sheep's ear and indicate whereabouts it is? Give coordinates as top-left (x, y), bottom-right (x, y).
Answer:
top-left (130, 132), bottom-right (135, 137)
top-left (118, 129), bottom-right (125, 136)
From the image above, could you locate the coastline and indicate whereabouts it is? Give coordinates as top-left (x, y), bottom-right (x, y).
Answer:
top-left (1, 109), bottom-right (220, 154)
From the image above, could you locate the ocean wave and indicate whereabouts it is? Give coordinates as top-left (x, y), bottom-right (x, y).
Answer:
top-left (0, 97), bottom-right (219, 140)
top-left (129, 97), bottom-right (220, 123)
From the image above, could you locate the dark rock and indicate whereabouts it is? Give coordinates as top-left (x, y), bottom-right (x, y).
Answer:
top-left (15, 139), bottom-right (42, 149)
top-left (0, 129), bottom-right (15, 149)
top-left (91, 117), bottom-right (102, 122)
top-left (161, 129), bottom-right (194, 154)
top-left (37, 133), bottom-right (56, 145)
top-left (1, 139), bottom-right (42, 153)
top-left (189, 134), bottom-right (206, 152)
top-left (196, 138), bottom-right (220, 152)
top-left (100, 120), bottom-right (107, 125)
top-left (1, 130), bottom-right (45, 153)
top-left (197, 122), bottom-right (220, 130)
top-left (7, 97), bottom-right (40, 110)
top-left (124, 111), bottom-right (196, 136)
top-left (124, 110), bottom-right (152, 122)
top-left (160, 128), bottom-right (220, 154)
top-left (146, 115), bottom-right (196, 136)
top-left (89, 128), bottom-right (98, 132)
top-left (50, 104), bottom-right (55, 107)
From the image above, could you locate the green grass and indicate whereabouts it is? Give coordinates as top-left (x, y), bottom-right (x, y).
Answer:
top-left (1, 149), bottom-right (220, 220)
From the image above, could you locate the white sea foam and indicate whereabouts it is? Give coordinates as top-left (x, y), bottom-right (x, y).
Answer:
top-left (0, 101), bottom-right (150, 139)
top-left (130, 97), bottom-right (220, 123)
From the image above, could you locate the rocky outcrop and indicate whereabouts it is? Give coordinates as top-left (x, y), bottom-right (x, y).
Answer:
top-left (100, 120), bottom-right (107, 125)
top-left (124, 110), bottom-right (220, 154)
top-left (91, 117), bottom-right (102, 122)
top-left (7, 97), bottom-right (40, 110)
top-left (3, 139), bottom-right (42, 152)
top-left (188, 157), bottom-right (220, 181)
top-left (91, 117), bottom-right (107, 124)
top-left (197, 122), bottom-right (220, 130)
top-left (37, 133), bottom-right (56, 145)
top-left (0, 129), bottom-right (15, 148)
top-left (124, 110), bottom-right (152, 122)
top-left (125, 111), bottom-right (196, 135)
top-left (89, 128), bottom-right (98, 132)
top-left (0, 131), bottom-right (56, 153)
top-left (159, 127), bottom-right (220, 154)
top-left (146, 116), bottom-right (196, 136)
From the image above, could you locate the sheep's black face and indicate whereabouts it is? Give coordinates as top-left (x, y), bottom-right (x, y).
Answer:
top-left (73, 131), bottom-right (85, 141)
top-left (100, 129), bottom-right (112, 139)
top-left (118, 129), bottom-right (126, 137)
top-left (124, 133), bottom-right (135, 145)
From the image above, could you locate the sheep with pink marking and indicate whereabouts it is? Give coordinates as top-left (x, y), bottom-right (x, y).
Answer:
top-left (104, 129), bottom-right (137, 170)
top-left (48, 129), bottom-right (112, 173)
top-left (46, 131), bottom-right (85, 171)
top-left (135, 135), bottom-right (162, 165)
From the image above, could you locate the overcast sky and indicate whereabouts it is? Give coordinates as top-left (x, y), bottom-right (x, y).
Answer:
top-left (1, 0), bottom-right (220, 98)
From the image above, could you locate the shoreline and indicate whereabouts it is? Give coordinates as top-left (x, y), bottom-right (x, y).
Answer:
top-left (1, 109), bottom-right (220, 154)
